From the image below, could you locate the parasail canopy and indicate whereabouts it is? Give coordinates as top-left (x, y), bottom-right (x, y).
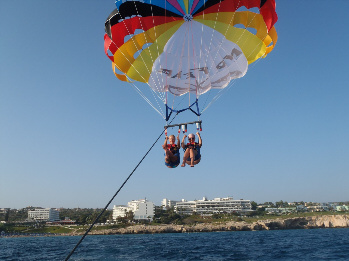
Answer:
top-left (104, 0), bottom-right (278, 121)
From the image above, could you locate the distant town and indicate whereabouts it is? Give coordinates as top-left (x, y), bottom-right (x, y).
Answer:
top-left (1, 196), bottom-right (349, 226)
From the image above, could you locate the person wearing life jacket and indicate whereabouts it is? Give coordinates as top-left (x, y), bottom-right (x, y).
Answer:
top-left (181, 132), bottom-right (202, 167)
top-left (162, 134), bottom-right (180, 168)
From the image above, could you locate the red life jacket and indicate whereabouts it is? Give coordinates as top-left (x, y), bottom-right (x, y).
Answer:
top-left (167, 144), bottom-right (179, 154)
top-left (186, 142), bottom-right (198, 149)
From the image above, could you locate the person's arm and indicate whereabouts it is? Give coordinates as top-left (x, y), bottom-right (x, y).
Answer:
top-left (196, 132), bottom-right (202, 147)
top-left (162, 136), bottom-right (168, 149)
top-left (181, 135), bottom-right (187, 149)
top-left (176, 134), bottom-right (180, 148)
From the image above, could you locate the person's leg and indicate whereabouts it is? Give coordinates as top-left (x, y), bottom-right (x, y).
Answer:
top-left (186, 150), bottom-right (198, 167)
top-left (189, 149), bottom-right (195, 167)
top-left (181, 149), bottom-right (190, 167)
top-left (165, 149), bottom-right (171, 163)
top-left (169, 152), bottom-right (178, 163)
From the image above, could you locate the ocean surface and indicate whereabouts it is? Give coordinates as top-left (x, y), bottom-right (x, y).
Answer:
top-left (1, 228), bottom-right (349, 260)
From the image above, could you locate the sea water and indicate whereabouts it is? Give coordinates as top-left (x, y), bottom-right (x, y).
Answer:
top-left (1, 228), bottom-right (349, 260)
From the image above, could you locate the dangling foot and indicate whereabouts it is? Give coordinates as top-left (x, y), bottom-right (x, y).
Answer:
top-left (190, 160), bottom-right (194, 167)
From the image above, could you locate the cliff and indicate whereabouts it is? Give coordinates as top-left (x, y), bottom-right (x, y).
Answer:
top-left (86, 215), bottom-right (349, 235)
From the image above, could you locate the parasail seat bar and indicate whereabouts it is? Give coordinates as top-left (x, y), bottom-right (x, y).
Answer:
top-left (165, 120), bottom-right (202, 128)
top-left (164, 121), bottom-right (202, 134)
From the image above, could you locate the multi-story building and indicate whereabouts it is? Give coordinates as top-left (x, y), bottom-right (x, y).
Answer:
top-left (161, 198), bottom-right (180, 209)
top-left (0, 208), bottom-right (10, 215)
top-left (307, 205), bottom-right (329, 212)
top-left (113, 199), bottom-right (155, 221)
top-left (112, 205), bottom-right (133, 220)
top-left (175, 197), bottom-right (252, 216)
top-left (336, 205), bottom-right (349, 211)
top-left (28, 208), bottom-right (60, 221)
top-left (265, 207), bottom-right (297, 214)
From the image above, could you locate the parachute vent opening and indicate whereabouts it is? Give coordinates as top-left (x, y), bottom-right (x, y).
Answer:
top-left (107, 48), bottom-right (114, 58)
top-left (234, 24), bottom-right (246, 29)
top-left (134, 43), bottom-right (152, 59)
top-left (246, 27), bottom-right (257, 35)
top-left (236, 6), bottom-right (260, 13)
top-left (113, 64), bottom-right (125, 75)
top-left (124, 29), bottom-right (145, 43)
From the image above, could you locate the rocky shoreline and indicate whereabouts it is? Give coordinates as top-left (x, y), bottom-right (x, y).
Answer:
top-left (84, 215), bottom-right (349, 236)
top-left (2, 215), bottom-right (348, 238)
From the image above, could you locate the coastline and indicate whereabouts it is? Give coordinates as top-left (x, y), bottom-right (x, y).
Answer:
top-left (86, 214), bottom-right (349, 236)
top-left (2, 215), bottom-right (348, 238)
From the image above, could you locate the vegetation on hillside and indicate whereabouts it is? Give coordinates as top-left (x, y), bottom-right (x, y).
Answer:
top-left (1, 201), bottom-right (348, 235)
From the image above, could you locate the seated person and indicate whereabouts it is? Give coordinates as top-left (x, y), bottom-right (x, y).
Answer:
top-left (162, 134), bottom-right (180, 168)
top-left (181, 132), bottom-right (202, 167)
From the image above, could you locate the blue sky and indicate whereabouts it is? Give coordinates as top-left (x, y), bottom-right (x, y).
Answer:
top-left (1, 1), bottom-right (348, 209)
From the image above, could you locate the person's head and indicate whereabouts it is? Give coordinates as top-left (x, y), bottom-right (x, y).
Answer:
top-left (169, 135), bottom-right (175, 144)
top-left (188, 133), bottom-right (195, 142)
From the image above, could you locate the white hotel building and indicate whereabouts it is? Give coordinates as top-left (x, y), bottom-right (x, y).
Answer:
top-left (28, 208), bottom-right (60, 221)
top-left (175, 197), bottom-right (252, 216)
top-left (161, 198), bottom-right (181, 209)
top-left (113, 199), bottom-right (155, 221)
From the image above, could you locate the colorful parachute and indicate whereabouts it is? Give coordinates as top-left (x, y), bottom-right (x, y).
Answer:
top-left (104, 0), bottom-right (278, 120)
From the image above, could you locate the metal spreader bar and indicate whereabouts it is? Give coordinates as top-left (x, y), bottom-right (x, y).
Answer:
top-left (164, 120), bottom-right (202, 134)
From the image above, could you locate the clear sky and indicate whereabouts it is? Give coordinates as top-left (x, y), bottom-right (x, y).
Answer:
top-left (1, 1), bottom-right (348, 209)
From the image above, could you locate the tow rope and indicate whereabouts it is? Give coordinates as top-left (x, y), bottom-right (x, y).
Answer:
top-left (64, 114), bottom-right (178, 260)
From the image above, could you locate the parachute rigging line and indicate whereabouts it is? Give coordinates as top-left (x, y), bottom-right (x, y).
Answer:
top-left (200, 6), bottom-right (271, 114)
top-left (105, 0), bottom-right (278, 121)
top-left (64, 113), bottom-right (178, 261)
top-left (201, 28), bottom-right (270, 115)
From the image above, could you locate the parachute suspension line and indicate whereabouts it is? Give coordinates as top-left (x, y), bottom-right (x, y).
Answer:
top-left (202, 29), bottom-right (270, 114)
top-left (166, 94), bottom-right (186, 121)
top-left (142, 4), bottom-right (167, 105)
top-left (110, 39), bottom-right (164, 115)
top-left (190, 20), bottom-right (203, 120)
top-left (164, 0), bottom-right (170, 117)
top-left (147, 81), bottom-right (167, 117)
top-left (165, 21), bottom-right (203, 121)
top-left (190, 20), bottom-right (199, 101)
top-left (197, 10), bottom-right (209, 112)
top-left (169, 92), bottom-right (177, 118)
top-left (65, 113), bottom-right (179, 261)
top-left (114, 12), bottom-right (151, 85)
top-left (199, 0), bottom-right (226, 115)
top-left (200, 0), bottom-right (244, 113)
top-left (129, 80), bottom-right (165, 119)
top-left (109, 6), bottom-right (171, 119)
top-left (165, 21), bottom-right (190, 120)
top-left (187, 21), bottom-right (191, 109)
top-left (170, 23), bottom-right (186, 115)
top-left (201, 23), bottom-right (267, 114)
top-left (136, 2), bottom-right (162, 96)
top-left (201, 80), bottom-right (237, 114)
top-left (148, 86), bottom-right (167, 118)
top-left (112, 59), bottom-right (164, 117)
top-left (148, 3), bottom-right (167, 104)
top-left (166, 23), bottom-right (186, 116)
top-left (201, 4), bottom-right (265, 115)
top-left (116, 2), bottom-right (166, 109)
top-left (111, 50), bottom-right (147, 84)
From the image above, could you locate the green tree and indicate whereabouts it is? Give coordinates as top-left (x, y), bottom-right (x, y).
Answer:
top-left (263, 202), bottom-right (275, 207)
top-left (250, 201), bottom-right (258, 210)
top-left (125, 210), bottom-right (134, 222)
top-left (153, 207), bottom-right (183, 224)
